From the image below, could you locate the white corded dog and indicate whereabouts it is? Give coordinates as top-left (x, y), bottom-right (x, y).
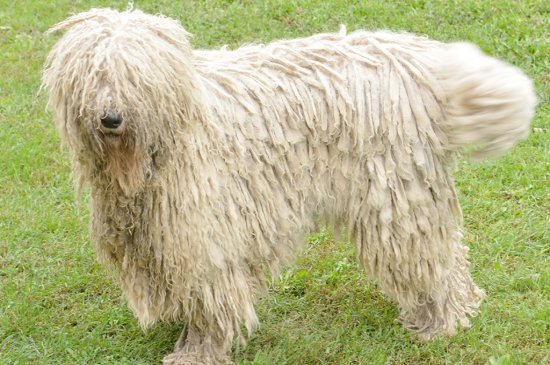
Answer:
top-left (42, 8), bottom-right (536, 364)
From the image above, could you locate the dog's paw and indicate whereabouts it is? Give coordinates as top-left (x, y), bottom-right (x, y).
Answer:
top-left (162, 350), bottom-right (231, 365)
top-left (162, 351), bottom-right (206, 365)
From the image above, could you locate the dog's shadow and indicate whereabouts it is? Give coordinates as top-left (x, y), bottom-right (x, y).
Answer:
top-left (228, 232), bottom-right (410, 365)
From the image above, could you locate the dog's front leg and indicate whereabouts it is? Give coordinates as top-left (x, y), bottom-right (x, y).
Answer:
top-left (162, 324), bottom-right (231, 365)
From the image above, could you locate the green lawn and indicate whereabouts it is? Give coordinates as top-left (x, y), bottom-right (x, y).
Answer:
top-left (0, 1), bottom-right (548, 364)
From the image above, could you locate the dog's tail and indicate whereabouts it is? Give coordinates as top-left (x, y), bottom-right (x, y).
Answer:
top-left (433, 43), bottom-right (536, 159)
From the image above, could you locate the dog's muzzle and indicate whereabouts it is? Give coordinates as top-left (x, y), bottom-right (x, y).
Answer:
top-left (100, 111), bottom-right (124, 133)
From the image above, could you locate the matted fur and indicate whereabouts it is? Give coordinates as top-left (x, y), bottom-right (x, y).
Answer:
top-left (42, 8), bottom-right (536, 364)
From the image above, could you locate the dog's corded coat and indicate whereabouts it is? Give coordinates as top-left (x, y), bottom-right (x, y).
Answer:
top-left (42, 8), bottom-right (536, 364)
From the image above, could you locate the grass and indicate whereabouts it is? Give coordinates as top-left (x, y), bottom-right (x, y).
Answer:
top-left (0, 0), bottom-right (548, 364)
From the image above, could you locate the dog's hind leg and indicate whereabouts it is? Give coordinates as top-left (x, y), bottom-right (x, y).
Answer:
top-left (396, 241), bottom-right (485, 338)
top-left (353, 175), bottom-right (484, 338)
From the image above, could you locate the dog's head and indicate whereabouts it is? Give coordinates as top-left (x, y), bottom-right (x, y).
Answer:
top-left (42, 8), bottom-right (202, 194)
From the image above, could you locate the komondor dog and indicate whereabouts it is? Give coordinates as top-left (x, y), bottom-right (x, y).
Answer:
top-left (42, 8), bottom-right (536, 365)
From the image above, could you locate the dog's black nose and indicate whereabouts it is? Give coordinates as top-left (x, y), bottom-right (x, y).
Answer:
top-left (101, 111), bottom-right (122, 129)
